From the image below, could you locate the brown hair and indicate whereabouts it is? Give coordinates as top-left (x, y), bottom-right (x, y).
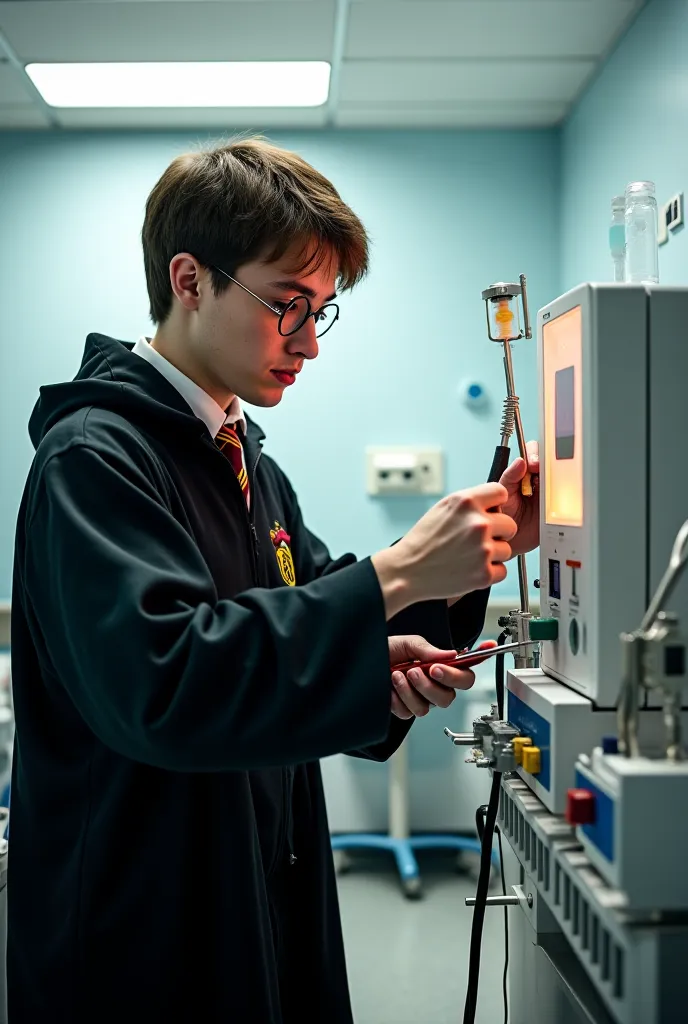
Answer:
top-left (141, 136), bottom-right (370, 324)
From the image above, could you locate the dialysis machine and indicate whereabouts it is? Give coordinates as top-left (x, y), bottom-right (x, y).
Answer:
top-left (450, 283), bottom-right (688, 1024)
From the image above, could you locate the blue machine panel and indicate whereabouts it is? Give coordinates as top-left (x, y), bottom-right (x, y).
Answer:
top-left (507, 691), bottom-right (551, 791)
top-left (575, 770), bottom-right (615, 863)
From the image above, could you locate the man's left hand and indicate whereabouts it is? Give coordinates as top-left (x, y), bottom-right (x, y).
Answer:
top-left (499, 440), bottom-right (540, 557)
top-left (388, 635), bottom-right (497, 720)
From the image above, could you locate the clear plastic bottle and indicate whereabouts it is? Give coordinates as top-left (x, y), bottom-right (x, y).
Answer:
top-left (624, 181), bottom-right (659, 284)
top-left (609, 195), bottom-right (626, 282)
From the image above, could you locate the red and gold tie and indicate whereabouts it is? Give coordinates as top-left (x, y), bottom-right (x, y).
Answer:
top-left (215, 424), bottom-right (250, 506)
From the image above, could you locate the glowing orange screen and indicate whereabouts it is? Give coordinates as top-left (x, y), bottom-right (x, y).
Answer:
top-left (543, 305), bottom-right (583, 527)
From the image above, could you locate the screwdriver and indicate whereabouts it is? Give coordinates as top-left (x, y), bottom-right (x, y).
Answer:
top-left (391, 639), bottom-right (537, 676)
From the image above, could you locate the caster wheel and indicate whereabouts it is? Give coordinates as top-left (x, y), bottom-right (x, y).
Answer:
top-left (455, 851), bottom-right (471, 875)
top-left (457, 851), bottom-right (483, 882)
top-left (333, 849), bottom-right (352, 875)
top-left (402, 877), bottom-right (423, 899)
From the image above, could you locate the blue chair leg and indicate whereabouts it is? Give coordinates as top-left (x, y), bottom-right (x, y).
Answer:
top-left (409, 834), bottom-right (501, 870)
top-left (331, 834), bottom-right (422, 898)
top-left (0, 783), bottom-right (9, 841)
top-left (331, 831), bottom-right (501, 897)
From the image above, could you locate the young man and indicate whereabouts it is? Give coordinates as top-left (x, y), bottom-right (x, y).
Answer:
top-left (9, 139), bottom-right (539, 1023)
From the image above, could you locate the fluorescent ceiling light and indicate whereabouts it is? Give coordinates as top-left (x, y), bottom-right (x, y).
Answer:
top-left (25, 62), bottom-right (331, 108)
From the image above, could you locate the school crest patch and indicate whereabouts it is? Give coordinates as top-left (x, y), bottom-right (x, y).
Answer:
top-left (270, 521), bottom-right (296, 586)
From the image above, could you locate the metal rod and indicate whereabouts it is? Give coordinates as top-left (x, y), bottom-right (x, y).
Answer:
top-left (503, 342), bottom-right (528, 464)
top-left (520, 273), bottom-right (532, 340)
top-left (618, 633), bottom-right (641, 757)
top-left (502, 336), bottom-right (531, 615)
top-left (443, 730), bottom-right (475, 746)
top-left (641, 520), bottom-right (688, 631)
top-left (517, 554), bottom-right (530, 615)
top-left (500, 396), bottom-right (516, 447)
top-left (663, 690), bottom-right (683, 762)
top-left (465, 895), bottom-right (518, 907)
top-left (465, 892), bottom-right (533, 907)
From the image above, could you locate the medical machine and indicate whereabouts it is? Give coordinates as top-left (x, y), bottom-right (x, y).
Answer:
top-left (450, 283), bottom-right (688, 1024)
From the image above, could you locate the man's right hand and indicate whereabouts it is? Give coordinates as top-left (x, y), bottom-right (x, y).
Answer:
top-left (371, 482), bottom-right (517, 620)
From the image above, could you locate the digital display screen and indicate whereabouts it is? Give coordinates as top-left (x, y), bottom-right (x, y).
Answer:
top-left (543, 305), bottom-right (583, 527)
top-left (555, 367), bottom-right (575, 460)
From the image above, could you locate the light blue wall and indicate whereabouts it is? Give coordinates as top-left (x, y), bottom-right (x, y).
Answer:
top-left (562, 0), bottom-right (688, 289)
top-left (0, 128), bottom-right (559, 601)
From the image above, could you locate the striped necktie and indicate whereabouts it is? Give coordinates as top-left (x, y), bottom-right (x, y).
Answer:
top-left (215, 424), bottom-right (250, 506)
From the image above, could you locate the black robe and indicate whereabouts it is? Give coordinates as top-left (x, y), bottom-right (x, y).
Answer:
top-left (8, 333), bottom-right (488, 1023)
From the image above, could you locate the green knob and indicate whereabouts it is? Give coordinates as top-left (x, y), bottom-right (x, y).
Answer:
top-left (529, 617), bottom-right (559, 641)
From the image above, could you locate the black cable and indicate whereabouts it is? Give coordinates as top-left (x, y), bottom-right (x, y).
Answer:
top-left (495, 631), bottom-right (509, 1023)
top-left (473, 814), bottom-right (509, 1024)
top-left (463, 772), bottom-right (501, 1024)
top-left (475, 804), bottom-right (488, 842)
top-left (495, 629), bottom-right (509, 719)
top-left (497, 828), bottom-right (509, 1024)
top-left (462, 631), bottom-right (510, 1024)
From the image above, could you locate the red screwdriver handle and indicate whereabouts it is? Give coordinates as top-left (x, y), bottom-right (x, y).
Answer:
top-left (392, 646), bottom-right (497, 676)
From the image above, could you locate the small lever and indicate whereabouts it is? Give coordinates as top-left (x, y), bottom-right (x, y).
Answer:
top-left (443, 729), bottom-right (476, 746)
top-left (465, 892), bottom-right (532, 908)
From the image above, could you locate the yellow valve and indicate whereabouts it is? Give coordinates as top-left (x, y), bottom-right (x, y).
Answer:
top-left (522, 746), bottom-right (541, 775)
top-left (512, 737), bottom-right (533, 765)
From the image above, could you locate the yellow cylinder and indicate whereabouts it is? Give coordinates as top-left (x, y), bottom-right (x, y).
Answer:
top-left (522, 746), bottom-right (541, 775)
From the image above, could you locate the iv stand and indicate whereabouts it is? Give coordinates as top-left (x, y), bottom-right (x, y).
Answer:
top-left (482, 274), bottom-right (536, 668)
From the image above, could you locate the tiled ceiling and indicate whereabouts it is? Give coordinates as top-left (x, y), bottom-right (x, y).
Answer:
top-left (0, 0), bottom-right (645, 130)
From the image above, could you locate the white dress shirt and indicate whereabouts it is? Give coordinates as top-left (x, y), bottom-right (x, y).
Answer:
top-left (132, 336), bottom-right (250, 498)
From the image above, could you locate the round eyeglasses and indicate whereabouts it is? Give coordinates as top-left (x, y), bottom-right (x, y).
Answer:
top-left (276, 295), bottom-right (339, 338)
top-left (211, 265), bottom-right (340, 338)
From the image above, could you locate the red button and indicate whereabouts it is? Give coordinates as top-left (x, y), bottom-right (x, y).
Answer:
top-left (566, 788), bottom-right (596, 826)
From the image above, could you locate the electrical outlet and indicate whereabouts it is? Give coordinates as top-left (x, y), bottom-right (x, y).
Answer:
top-left (365, 446), bottom-right (444, 496)
top-left (667, 192), bottom-right (684, 231)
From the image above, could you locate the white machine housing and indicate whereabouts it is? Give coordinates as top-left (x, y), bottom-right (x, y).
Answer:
top-left (575, 747), bottom-right (688, 910)
top-left (537, 284), bottom-right (688, 707)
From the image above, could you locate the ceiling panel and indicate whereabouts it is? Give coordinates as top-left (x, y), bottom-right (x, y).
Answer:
top-left (346, 0), bottom-right (641, 58)
top-left (335, 99), bottom-right (568, 128)
top-left (340, 58), bottom-right (595, 105)
top-left (0, 1), bottom-right (335, 62)
top-left (0, 0), bottom-right (645, 130)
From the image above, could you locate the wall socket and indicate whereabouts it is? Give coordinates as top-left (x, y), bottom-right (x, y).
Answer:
top-left (666, 192), bottom-right (684, 230)
top-left (366, 446), bottom-right (444, 496)
top-left (659, 192), bottom-right (683, 245)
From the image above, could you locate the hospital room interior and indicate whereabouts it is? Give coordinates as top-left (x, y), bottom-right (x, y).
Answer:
top-left (1, 1), bottom-right (688, 1022)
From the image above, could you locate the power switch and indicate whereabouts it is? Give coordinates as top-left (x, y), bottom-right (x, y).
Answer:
top-left (566, 788), bottom-right (596, 826)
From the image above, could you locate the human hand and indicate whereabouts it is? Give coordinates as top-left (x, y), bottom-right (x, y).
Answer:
top-left (373, 483), bottom-right (517, 622)
top-left (499, 440), bottom-right (540, 557)
top-left (388, 635), bottom-right (498, 720)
